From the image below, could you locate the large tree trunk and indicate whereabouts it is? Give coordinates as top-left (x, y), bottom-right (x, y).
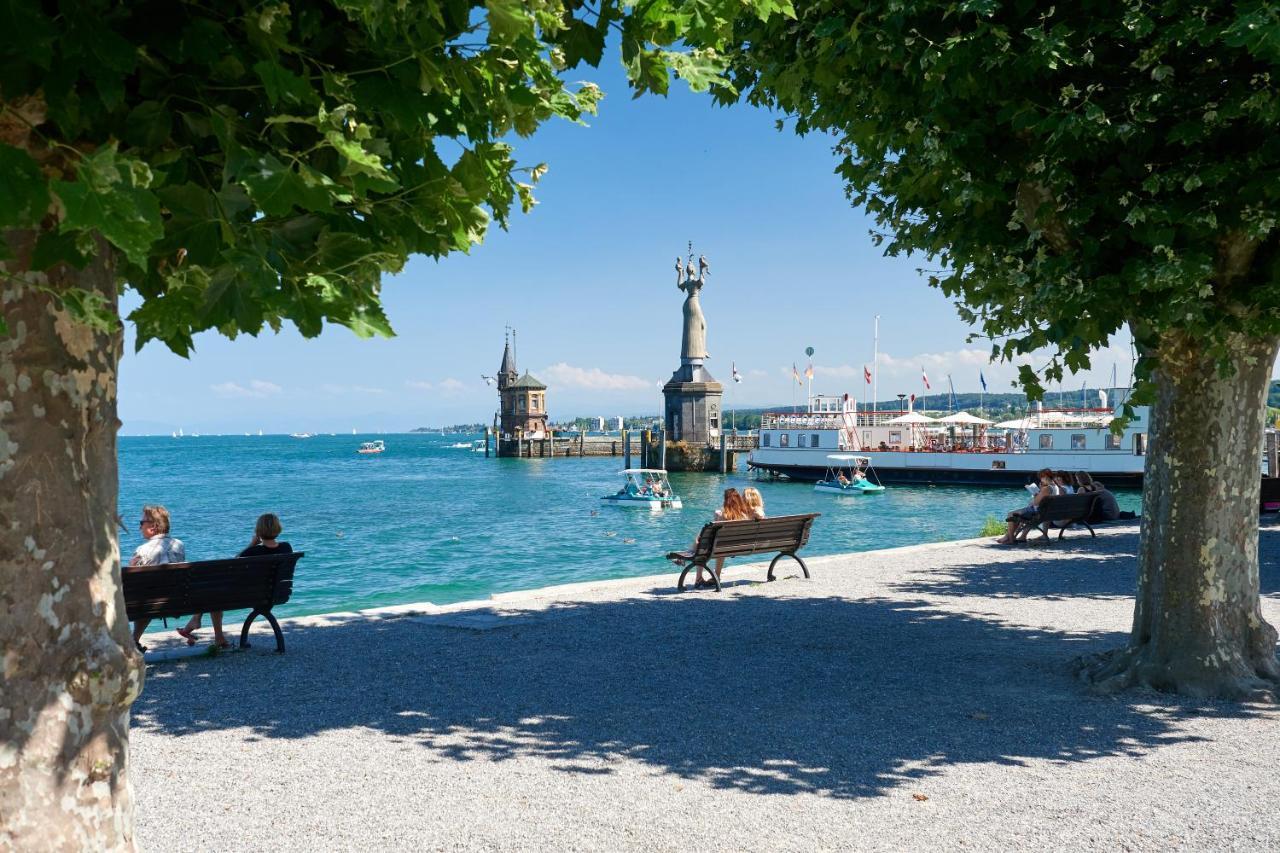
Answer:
top-left (1081, 331), bottom-right (1280, 700)
top-left (0, 230), bottom-right (142, 849)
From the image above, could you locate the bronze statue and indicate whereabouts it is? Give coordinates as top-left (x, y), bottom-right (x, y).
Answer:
top-left (678, 251), bottom-right (708, 361)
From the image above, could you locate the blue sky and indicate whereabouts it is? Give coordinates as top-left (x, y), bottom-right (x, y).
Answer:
top-left (120, 57), bottom-right (1143, 435)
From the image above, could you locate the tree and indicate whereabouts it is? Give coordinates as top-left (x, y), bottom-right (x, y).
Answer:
top-left (0, 0), bottom-right (782, 845)
top-left (709, 1), bottom-right (1280, 698)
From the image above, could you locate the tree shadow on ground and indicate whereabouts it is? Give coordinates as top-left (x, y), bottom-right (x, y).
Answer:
top-left (891, 523), bottom-right (1280, 601)
top-left (132, 578), bottom-right (1268, 800)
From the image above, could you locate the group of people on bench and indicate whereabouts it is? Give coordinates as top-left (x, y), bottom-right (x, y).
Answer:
top-left (994, 469), bottom-right (1124, 545)
top-left (691, 486), bottom-right (765, 589)
top-left (126, 505), bottom-right (291, 651)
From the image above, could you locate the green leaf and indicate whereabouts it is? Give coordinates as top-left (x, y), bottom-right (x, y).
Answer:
top-left (124, 101), bottom-right (174, 150)
top-left (54, 172), bottom-right (162, 268)
top-left (0, 144), bottom-right (50, 228)
top-left (239, 153), bottom-right (313, 217)
top-left (253, 60), bottom-right (315, 107)
top-left (486, 0), bottom-right (532, 44)
top-left (341, 303), bottom-right (395, 338)
top-left (559, 18), bottom-right (606, 68)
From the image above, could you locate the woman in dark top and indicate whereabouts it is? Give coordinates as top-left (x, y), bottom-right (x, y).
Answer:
top-left (177, 513), bottom-right (291, 648)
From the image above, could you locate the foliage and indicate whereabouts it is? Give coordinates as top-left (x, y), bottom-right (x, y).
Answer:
top-left (0, 0), bottom-right (790, 353)
top-left (712, 2), bottom-right (1280, 405)
top-left (978, 516), bottom-right (1006, 538)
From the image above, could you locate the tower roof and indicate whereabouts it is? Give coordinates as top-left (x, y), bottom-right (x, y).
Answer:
top-left (499, 339), bottom-right (516, 376)
top-left (509, 371), bottom-right (546, 390)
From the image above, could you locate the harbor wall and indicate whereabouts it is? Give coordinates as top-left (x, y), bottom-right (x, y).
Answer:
top-left (493, 430), bottom-right (752, 473)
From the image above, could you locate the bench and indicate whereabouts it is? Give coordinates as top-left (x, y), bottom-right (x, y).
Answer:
top-left (666, 513), bottom-right (820, 592)
top-left (1013, 494), bottom-right (1099, 541)
top-left (123, 551), bottom-right (303, 652)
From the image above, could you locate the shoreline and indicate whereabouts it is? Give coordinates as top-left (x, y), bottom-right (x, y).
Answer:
top-left (139, 524), bottom-right (1140, 661)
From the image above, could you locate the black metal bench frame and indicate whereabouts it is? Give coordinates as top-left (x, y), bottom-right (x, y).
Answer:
top-left (1013, 494), bottom-right (1100, 541)
top-left (665, 513), bottom-right (820, 592)
top-left (123, 551), bottom-right (303, 653)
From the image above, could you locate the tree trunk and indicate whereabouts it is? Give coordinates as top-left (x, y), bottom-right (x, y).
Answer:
top-left (0, 229), bottom-right (141, 849)
top-left (1081, 331), bottom-right (1280, 700)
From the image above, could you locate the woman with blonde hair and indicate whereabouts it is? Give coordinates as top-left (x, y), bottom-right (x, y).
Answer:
top-left (178, 513), bottom-right (292, 648)
top-left (743, 487), bottom-right (766, 520)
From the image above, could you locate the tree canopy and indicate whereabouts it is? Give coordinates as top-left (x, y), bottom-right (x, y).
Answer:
top-left (0, 0), bottom-right (789, 351)
top-left (713, 0), bottom-right (1280, 402)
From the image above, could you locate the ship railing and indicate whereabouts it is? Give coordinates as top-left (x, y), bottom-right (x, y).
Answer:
top-left (760, 414), bottom-right (849, 430)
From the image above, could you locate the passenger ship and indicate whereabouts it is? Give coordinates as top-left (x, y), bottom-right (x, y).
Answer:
top-left (748, 394), bottom-right (1148, 487)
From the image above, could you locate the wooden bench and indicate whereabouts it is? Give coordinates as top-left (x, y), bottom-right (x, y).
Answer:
top-left (123, 551), bottom-right (303, 652)
top-left (666, 513), bottom-right (820, 592)
top-left (1013, 494), bottom-right (1099, 542)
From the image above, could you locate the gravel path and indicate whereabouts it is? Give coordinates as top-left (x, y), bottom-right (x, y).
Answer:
top-left (130, 521), bottom-right (1280, 851)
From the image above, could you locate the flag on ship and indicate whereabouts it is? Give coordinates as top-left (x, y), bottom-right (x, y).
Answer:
top-left (980, 371), bottom-right (987, 391)
top-left (792, 363), bottom-right (802, 385)
top-left (732, 362), bottom-right (742, 383)
top-left (804, 363), bottom-right (814, 380)
top-left (921, 368), bottom-right (931, 390)
top-left (864, 365), bottom-right (872, 384)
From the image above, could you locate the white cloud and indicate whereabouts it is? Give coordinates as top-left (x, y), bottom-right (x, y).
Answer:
top-left (211, 380), bottom-right (281, 398)
top-left (405, 378), bottom-right (468, 395)
top-left (540, 363), bottom-right (653, 392)
top-left (250, 380), bottom-right (281, 394)
top-left (438, 378), bottom-right (467, 393)
top-left (320, 384), bottom-right (386, 395)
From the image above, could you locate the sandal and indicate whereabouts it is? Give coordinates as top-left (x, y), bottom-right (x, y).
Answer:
top-left (212, 639), bottom-right (232, 650)
top-left (176, 627), bottom-right (199, 646)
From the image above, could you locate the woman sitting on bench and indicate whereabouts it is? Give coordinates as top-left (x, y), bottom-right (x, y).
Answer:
top-left (693, 489), bottom-right (753, 588)
top-left (994, 469), bottom-right (1058, 545)
top-left (178, 513), bottom-right (291, 648)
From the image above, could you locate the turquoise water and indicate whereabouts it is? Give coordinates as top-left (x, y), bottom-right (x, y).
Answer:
top-left (120, 434), bottom-right (1141, 617)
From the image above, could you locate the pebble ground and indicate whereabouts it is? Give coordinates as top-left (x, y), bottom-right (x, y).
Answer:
top-left (130, 521), bottom-right (1280, 851)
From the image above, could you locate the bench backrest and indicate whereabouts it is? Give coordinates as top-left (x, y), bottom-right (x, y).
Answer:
top-left (692, 513), bottom-right (820, 560)
top-left (123, 551), bottom-right (304, 621)
top-left (1035, 493), bottom-right (1098, 523)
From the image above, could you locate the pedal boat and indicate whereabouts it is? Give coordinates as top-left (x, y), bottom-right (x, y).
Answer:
top-left (601, 468), bottom-right (683, 510)
top-left (814, 454), bottom-right (886, 494)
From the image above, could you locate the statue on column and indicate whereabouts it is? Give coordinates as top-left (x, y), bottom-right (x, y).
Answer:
top-left (678, 249), bottom-right (708, 362)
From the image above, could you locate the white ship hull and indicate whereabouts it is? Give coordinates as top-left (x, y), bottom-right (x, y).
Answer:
top-left (751, 446), bottom-right (1145, 487)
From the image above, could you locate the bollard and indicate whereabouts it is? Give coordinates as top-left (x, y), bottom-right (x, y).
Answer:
top-left (720, 432), bottom-right (727, 474)
top-left (623, 429), bottom-right (631, 470)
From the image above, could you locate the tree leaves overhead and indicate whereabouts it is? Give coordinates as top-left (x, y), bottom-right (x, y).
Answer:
top-left (1, 0), bottom-right (790, 355)
top-left (708, 1), bottom-right (1280, 403)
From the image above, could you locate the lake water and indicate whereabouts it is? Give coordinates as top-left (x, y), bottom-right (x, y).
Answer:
top-left (120, 434), bottom-right (1141, 618)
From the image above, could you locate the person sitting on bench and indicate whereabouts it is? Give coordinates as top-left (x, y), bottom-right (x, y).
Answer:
top-left (995, 469), bottom-right (1057, 545)
top-left (127, 505), bottom-right (186, 651)
top-left (178, 513), bottom-right (291, 649)
top-left (693, 489), bottom-right (752, 588)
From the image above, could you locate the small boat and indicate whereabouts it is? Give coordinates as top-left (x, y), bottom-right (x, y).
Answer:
top-left (601, 468), bottom-right (683, 510)
top-left (814, 454), bottom-right (886, 495)
top-left (290, 432), bottom-right (313, 439)
top-left (357, 440), bottom-right (385, 454)
top-left (471, 439), bottom-right (486, 453)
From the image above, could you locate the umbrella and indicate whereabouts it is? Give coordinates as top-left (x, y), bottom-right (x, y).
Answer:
top-left (886, 412), bottom-right (938, 424)
top-left (937, 411), bottom-right (993, 425)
